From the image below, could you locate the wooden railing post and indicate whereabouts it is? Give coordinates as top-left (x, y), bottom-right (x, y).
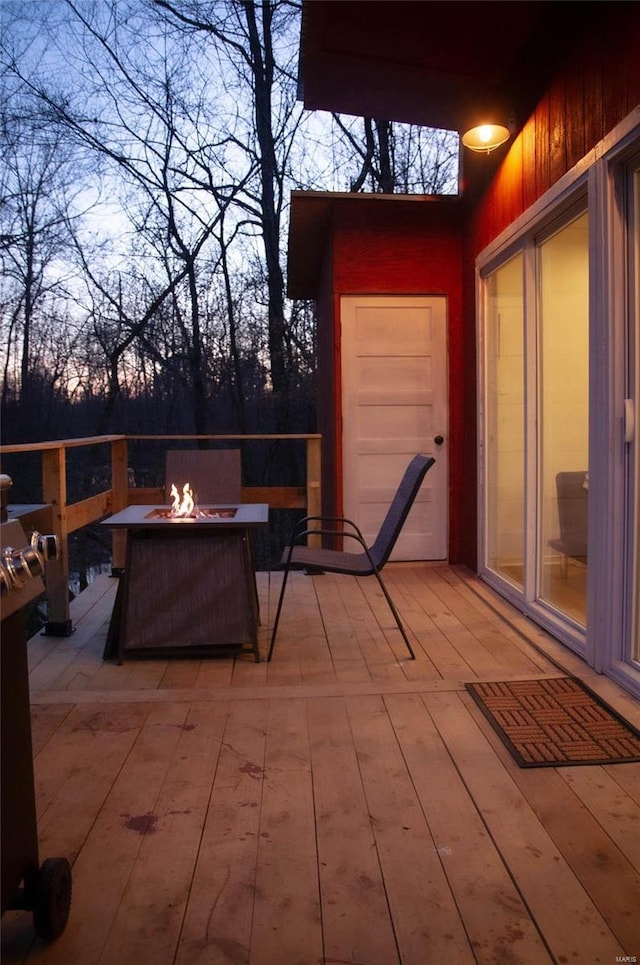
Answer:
top-left (110, 437), bottom-right (129, 572)
top-left (41, 445), bottom-right (72, 635)
top-left (306, 436), bottom-right (322, 547)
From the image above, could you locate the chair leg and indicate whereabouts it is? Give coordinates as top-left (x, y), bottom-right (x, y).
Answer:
top-left (372, 569), bottom-right (416, 659)
top-left (268, 563), bottom-right (415, 662)
top-left (266, 564), bottom-right (291, 662)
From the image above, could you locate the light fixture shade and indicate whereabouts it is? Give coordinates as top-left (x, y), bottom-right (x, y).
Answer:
top-left (461, 123), bottom-right (510, 154)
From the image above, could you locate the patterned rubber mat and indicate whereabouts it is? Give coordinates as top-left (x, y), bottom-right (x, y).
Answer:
top-left (465, 677), bottom-right (640, 767)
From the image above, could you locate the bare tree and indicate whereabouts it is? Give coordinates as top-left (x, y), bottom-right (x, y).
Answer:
top-left (2, 0), bottom-right (261, 433)
top-left (0, 114), bottom-right (85, 408)
top-left (332, 114), bottom-right (458, 195)
top-left (1, 0), bottom-right (455, 450)
top-left (152, 0), bottom-right (303, 403)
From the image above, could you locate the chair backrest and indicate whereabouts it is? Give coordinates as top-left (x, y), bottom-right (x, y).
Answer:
top-left (369, 454), bottom-right (436, 568)
top-left (165, 449), bottom-right (241, 505)
top-left (555, 470), bottom-right (588, 557)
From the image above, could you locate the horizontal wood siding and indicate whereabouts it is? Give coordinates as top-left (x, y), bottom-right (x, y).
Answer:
top-left (332, 202), bottom-right (461, 295)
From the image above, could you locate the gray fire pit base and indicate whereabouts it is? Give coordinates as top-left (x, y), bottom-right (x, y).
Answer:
top-left (103, 528), bottom-right (261, 662)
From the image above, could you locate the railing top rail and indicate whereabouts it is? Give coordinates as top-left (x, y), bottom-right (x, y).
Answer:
top-left (0, 432), bottom-right (322, 454)
top-left (0, 435), bottom-right (127, 454)
top-left (127, 434), bottom-right (322, 441)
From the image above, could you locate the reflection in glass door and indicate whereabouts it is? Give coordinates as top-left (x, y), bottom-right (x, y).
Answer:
top-left (538, 212), bottom-right (589, 626)
top-left (482, 208), bottom-right (589, 639)
top-left (632, 167), bottom-right (640, 666)
top-left (485, 255), bottom-right (525, 589)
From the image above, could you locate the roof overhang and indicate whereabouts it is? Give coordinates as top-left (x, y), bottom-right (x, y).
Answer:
top-left (298, 1), bottom-right (601, 136)
top-left (287, 191), bottom-right (461, 299)
top-left (288, 2), bottom-right (605, 299)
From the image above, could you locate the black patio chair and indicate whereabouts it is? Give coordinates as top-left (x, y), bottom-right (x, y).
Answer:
top-left (267, 454), bottom-right (436, 662)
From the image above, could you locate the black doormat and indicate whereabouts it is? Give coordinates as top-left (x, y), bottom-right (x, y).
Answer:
top-left (465, 677), bottom-right (640, 768)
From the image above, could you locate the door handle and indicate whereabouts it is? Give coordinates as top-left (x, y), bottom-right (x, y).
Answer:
top-left (624, 399), bottom-right (635, 444)
top-left (434, 435), bottom-right (444, 446)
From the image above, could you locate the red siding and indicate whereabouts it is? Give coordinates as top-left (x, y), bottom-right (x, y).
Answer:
top-left (307, 4), bottom-right (640, 571)
top-left (315, 237), bottom-right (338, 519)
top-left (318, 199), bottom-right (466, 561)
top-left (458, 2), bottom-right (640, 568)
top-left (470, 4), bottom-right (640, 248)
top-left (332, 206), bottom-right (460, 295)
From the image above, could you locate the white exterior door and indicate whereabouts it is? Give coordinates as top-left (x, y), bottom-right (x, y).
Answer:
top-left (340, 295), bottom-right (448, 560)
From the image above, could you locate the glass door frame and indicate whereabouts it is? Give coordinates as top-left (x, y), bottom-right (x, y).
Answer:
top-left (591, 138), bottom-right (640, 696)
top-left (478, 193), bottom-right (590, 657)
top-left (476, 109), bottom-right (640, 698)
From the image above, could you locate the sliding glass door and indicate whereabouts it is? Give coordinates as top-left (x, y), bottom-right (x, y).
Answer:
top-left (484, 254), bottom-right (525, 589)
top-left (480, 117), bottom-right (640, 697)
top-left (482, 207), bottom-right (589, 646)
top-left (631, 166), bottom-right (640, 668)
top-left (538, 212), bottom-right (589, 626)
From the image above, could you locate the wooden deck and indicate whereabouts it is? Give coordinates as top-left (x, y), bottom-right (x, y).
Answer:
top-left (2, 563), bottom-right (640, 964)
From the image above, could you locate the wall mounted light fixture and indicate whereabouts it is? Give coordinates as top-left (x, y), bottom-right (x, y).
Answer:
top-left (461, 123), bottom-right (510, 154)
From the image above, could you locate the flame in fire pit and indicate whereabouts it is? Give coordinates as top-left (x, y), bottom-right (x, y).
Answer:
top-left (170, 482), bottom-right (195, 517)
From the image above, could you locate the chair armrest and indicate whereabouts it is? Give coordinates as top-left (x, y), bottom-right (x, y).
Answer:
top-left (293, 514), bottom-right (364, 541)
top-left (284, 524), bottom-right (379, 575)
top-left (291, 527), bottom-right (368, 550)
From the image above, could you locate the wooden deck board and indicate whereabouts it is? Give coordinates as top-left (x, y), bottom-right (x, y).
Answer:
top-left (389, 568), bottom-right (504, 677)
top-left (3, 564), bottom-right (640, 963)
top-left (385, 692), bottom-right (552, 963)
top-left (97, 702), bottom-right (230, 965)
top-left (346, 693), bottom-right (474, 962)
top-left (416, 567), bottom-right (546, 675)
top-left (175, 699), bottom-right (264, 965)
top-left (307, 696), bottom-right (400, 964)
top-left (28, 704), bottom-right (74, 757)
top-left (251, 699), bottom-right (323, 965)
top-left (464, 690), bottom-right (640, 953)
top-left (35, 702), bottom-right (152, 865)
top-left (428, 690), bottom-right (626, 962)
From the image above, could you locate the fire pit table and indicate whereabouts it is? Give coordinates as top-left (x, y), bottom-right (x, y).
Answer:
top-left (102, 503), bottom-right (269, 663)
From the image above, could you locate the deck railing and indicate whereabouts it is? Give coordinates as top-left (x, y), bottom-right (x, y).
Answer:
top-left (0, 433), bottom-right (322, 635)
